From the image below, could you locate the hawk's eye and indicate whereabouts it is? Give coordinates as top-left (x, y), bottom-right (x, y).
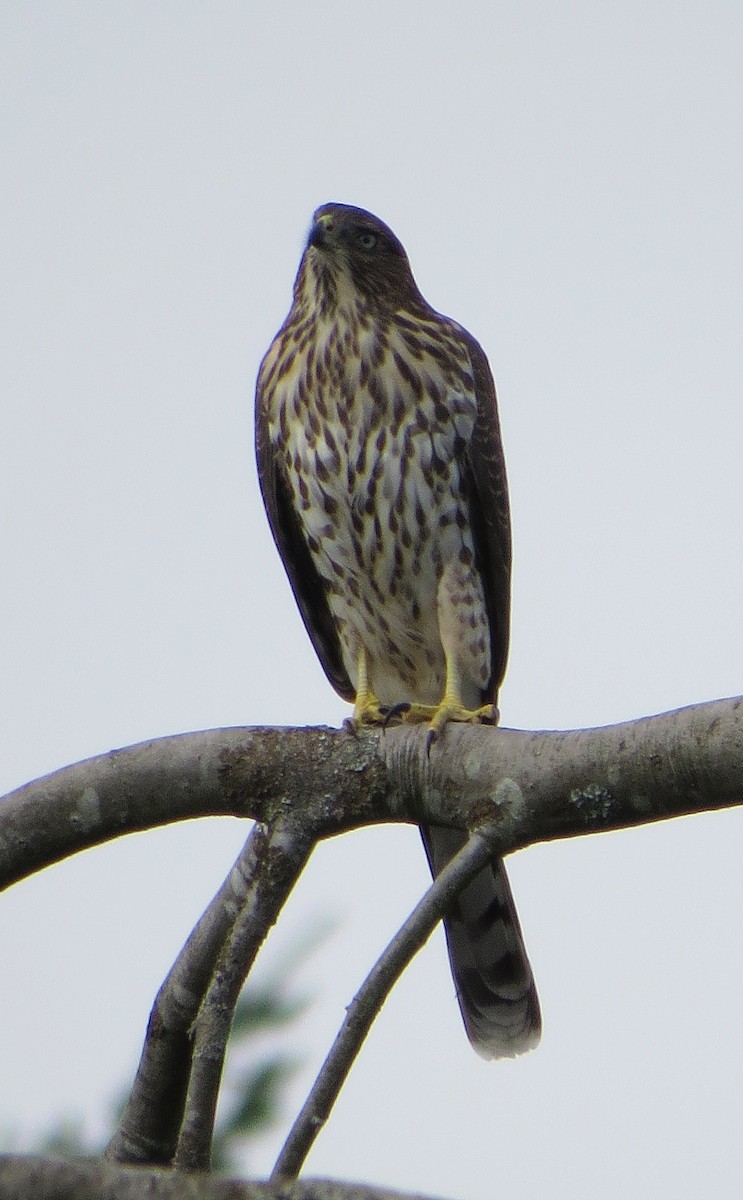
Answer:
top-left (358, 231), bottom-right (378, 251)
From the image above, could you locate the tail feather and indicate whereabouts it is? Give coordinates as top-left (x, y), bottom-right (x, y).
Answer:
top-left (421, 825), bottom-right (541, 1059)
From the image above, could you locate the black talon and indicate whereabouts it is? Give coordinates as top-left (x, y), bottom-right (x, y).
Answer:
top-left (425, 727), bottom-right (438, 757)
top-left (383, 701), bottom-right (411, 729)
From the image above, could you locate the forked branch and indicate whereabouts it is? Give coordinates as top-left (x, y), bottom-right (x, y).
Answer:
top-left (1, 696), bottom-right (742, 1198)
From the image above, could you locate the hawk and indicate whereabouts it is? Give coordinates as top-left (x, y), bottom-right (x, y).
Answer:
top-left (255, 203), bottom-right (540, 1058)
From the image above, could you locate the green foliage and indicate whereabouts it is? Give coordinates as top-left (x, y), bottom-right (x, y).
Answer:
top-left (209, 937), bottom-right (323, 1173)
top-left (212, 1052), bottom-right (302, 1173)
top-left (3, 924), bottom-right (330, 1171)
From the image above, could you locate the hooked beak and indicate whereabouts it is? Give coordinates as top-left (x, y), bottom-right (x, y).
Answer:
top-left (308, 211), bottom-right (335, 249)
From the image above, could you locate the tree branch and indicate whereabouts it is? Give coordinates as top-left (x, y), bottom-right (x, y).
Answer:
top-left (0, 1156), bottom-right (440, 1200)
top-left (376, 695), bottom-right (743, 847)
top-left (107, 825), bottom-right (270, 1165)
top-left (3, 697), bottom-right (742, 1199)
top-left (271, 828), bottom-right (500, 1182)
top-left (0, 727), bottom-right (391, 891)
top-left (3, 699), bottom-right (742, 894)
top-left (174, 817), bottom-right (315, 1171)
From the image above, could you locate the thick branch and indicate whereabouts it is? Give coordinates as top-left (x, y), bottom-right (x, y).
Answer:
top-left (174, 817), bottom-right (315, 1171)
top-left (107, 825), bottom-right (271, 1165)
top-left (378, 695), bottom-right (743, 847)
top-left (2, 698), bottom-right (742, 1198)
top-left (0, 1156), bottom-right (438, 1200)
top-left (3, 699), bottom-right (742, 893)
top-left (0, 727), bottom-right (389, 890)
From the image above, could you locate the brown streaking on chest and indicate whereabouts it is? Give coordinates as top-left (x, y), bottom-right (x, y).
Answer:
top-left (261, 291), bottom-right (488, 706)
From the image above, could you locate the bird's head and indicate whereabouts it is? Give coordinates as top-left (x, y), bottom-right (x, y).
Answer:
top-left (298, 203), bottom-right (421, 314)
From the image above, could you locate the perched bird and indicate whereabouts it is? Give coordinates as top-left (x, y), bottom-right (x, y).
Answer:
top-left (255, 203), bottom-right (540, 1058)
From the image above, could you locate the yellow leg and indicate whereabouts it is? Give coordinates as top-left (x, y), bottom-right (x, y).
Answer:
top-left (352, 647), bottom-right (388, 726)
top-left (400, 659), bottom-right (497, 743)
top-left (351, 648), bottom-right (496, 739)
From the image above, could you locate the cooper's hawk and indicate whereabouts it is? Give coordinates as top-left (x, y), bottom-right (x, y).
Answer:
top-left (255, 203), bottom-right (540, 1058)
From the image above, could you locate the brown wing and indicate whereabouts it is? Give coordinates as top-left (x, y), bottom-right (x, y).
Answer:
top-left (459, 329), bottom-right (513, 702)
top-left (421, 326), bottom-right (540, 1059)
top-left (254, 377), bottom-right (354, 702)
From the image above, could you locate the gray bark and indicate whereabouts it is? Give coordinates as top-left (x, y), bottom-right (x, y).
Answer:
top-left (1, 696), bottom-right (741, 1199)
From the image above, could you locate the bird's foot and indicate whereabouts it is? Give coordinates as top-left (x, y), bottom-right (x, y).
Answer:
top-left (351, 692), bottom-right (393, 726)
top-left (350, 692), bottom-right (498, 750)
top-left (398, 699), bottom-right (497, 727)
top-left (407, 699), bottom-right (499, 754)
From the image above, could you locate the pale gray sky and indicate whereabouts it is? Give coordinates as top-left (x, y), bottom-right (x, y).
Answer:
top-left (1, 3), bottom-right (742, 1198)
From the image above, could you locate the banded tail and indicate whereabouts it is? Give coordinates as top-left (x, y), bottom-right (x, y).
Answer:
top-left (421, 826), bottom-right (541, 1058)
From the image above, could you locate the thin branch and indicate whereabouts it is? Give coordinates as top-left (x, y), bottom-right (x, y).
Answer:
top-left (174, 816), bottom-right (315, 1171)
top-left (271, 828), bottom-right (499, 1182)
top-left (107, 824), bottom-right (269, 1165)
